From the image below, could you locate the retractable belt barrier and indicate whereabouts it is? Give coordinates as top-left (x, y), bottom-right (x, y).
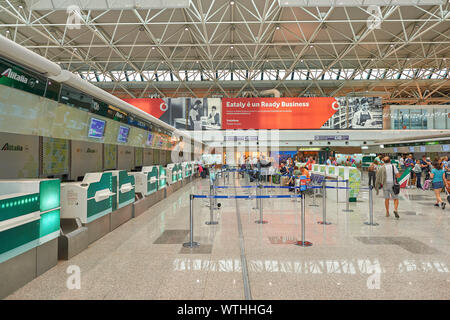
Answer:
top-left (185, 170), bottom-right (377, 250)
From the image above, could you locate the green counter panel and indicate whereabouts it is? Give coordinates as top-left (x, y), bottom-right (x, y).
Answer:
top-left (39, 179), bottom-right (60, 212)
top-left (39, 209), bottom-right (60, 239)
top-left (0, 220), bottom-right (39, 256)
top-left (147, 168), bottom-right (158, 195)
top-left (87, 173), bottom-right (113, 199)
top-left (118, 171), bottom-right (135, 205)
top-left (87, 197), bottom-right (112, 221)
top-left (111, 175), bottom-right (118, 211)
top-left (0, 193), bottom-right (40, 222)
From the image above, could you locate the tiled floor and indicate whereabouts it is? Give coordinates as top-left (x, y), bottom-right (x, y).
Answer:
top-left (5, 175), bottom-right (450, 300)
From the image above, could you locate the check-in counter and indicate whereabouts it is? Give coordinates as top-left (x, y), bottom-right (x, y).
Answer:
top-left (0, 179), bottom-right (60, 299)
top-left (158, 166), bottom-right (167, 189)
top-left (166, 163), bottom-right (179, 185)
top-left (130, 166), bottom-right (158, 197)
top-left (105, 170), bottom-right (135, 210)
top-left (60, 172), bottom-right (114, 224)
top-left (0, 179), bottom-right (61, 263)
top-left (176, 163), bottom-right (183, 181)
top-left (182, 162), bottom-right (192, 178)
top-left (309, 165), bottom-right (361, 202)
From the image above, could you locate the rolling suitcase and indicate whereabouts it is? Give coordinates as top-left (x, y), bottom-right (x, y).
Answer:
top-left (422, 179), bottom-right (431, 191)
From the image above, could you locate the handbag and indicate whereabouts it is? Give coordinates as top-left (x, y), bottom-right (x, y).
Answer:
top-left (392, 165), bottom-right (400, 195)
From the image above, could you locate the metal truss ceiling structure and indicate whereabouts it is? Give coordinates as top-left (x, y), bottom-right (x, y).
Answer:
top-left (0, 0), bottom-right (449, 103)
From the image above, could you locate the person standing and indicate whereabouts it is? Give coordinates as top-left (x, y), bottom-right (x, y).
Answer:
top-left (368, 160), bottom-right (378, 188)
top-left (420, 155), bottom-right (432, 181)
top-left (413, 160), bottom-right (422, 189)
top-left (326, 156), bottom-right (332, 166)
top-left (306, 156), bottom-right (314, 171)
top-left (188, 100), bottom-right (201, 130)
top-left (375, 156), bottom-right (401, 219)
top-left (430, 161), bottom-right (447, 209)
top-left (207, 106), bottom-right (221, 127)
top-left (399, 156), bottom-right (405, 170)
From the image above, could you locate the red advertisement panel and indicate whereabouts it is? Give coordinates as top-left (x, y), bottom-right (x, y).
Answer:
top-left (222, 97), bottom-right (339, 129)
top-left (123, 98), bottom-right (167, 120)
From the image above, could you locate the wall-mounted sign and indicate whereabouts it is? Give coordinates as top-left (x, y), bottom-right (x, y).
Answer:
top-left (314, 135), bottom-right (349, 141)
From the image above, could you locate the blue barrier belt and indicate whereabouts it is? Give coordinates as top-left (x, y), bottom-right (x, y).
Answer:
top-left (193, 194), bottom-right (303, 199)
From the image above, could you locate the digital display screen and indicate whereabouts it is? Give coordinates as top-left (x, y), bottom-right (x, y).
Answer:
top-left (409, 146), bottom-right (415, 152)
top-left (146, 132), bottom-right (153, 146)
top-left (88, 117), bottom-right (106, 139)
top-left (442, 145), bottom-right (449, 152)
top-left (117, 126), bottom-right (130, 143)
top-left (420, 146), bottom-right (426, 152)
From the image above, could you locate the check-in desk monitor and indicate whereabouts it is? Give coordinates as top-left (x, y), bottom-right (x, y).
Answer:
top-left (61, 172), bottom-right (114, 224)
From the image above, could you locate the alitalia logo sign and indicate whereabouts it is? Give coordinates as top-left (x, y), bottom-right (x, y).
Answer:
top-left (1, 68), bottom-right (28, 84)
top-left (1, 143), bottom-right (23, 151)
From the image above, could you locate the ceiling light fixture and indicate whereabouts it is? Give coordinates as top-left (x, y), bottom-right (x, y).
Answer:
top-left (230, 1), bottom-right (235, 5)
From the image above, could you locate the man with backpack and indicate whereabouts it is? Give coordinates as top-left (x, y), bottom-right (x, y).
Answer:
top-left (375, 156), bottom-right (401, 219)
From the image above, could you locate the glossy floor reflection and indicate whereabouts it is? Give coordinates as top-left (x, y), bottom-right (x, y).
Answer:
top-left (5, 174), bottom-right (450, 300)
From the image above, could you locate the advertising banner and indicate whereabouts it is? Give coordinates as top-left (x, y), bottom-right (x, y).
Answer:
top-left (42, 137), bottom-right (69, 176)
top-left (124, 96), bottom-right (382, 130)
top-left (118, 145), bottom-right (134, 171)
top-left (104, 144), bottom-right (117, 170)
top-left (221, 98), bottom-right (339, 129)
top-left (0, 132), bottom-right (39, 179)
top-left (71, 140), bottom-right (102, 180)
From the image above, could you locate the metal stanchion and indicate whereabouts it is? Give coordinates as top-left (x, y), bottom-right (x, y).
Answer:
top-left (318, 180), bottom-right (331, 225)
top-left (295, 191), bottom-right (312, 247)
top-left (253, 178), bottom-right (260, 210)
top-left (183, 194), bottom-right (200, 248)
top-left (342, 179), bottom-right (354, 213)
top-left (206, 187), bottom-right (219, 225)
top-left (336, 179), bottom-right (339, 203)
top-left (255, 185), bottom-right (268, 224)
top-left (364, 185), bottom-right (378, 226)
top-left (214, 178), bottom-right (221, 210)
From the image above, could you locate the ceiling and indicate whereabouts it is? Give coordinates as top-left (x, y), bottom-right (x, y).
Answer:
top-left (0, 0), bottom-right (449, 102)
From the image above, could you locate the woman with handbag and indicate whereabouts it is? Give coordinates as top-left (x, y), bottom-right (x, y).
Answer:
top-left (375, 156), bottom-right (401, 219)
top-left (430, 161), bottom-right (447, 209)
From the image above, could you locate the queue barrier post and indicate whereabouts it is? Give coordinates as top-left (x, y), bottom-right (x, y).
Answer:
top-left (364, 185), bottom-right (379, 226)
top-left (342, 179), bottom-right (354, 213)
top-left (253, 178), bottom-right (260, 210)
top-left (183, 194), bottom-right (200, 248)
top-left (206, 186), bottom-right (219, 225)
top-left (318, 179), bottom-right (331, 225)
top-left (255, 184), bottom-right (268, 224)
top-left (295, 191), bottom-right (313, 247)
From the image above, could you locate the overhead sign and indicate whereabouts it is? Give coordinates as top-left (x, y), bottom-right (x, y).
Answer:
top-left (222, 98), bottom-right (339, 129)
top-left (314, 135), bottom-right (349, 141)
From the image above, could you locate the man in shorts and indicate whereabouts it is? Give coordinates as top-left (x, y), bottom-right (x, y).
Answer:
top-left (375, 156), bottom-right (401, 219)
